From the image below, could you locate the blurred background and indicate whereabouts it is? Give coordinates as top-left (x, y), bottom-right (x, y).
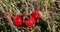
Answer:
top-left (0, 0), bottom-right (60, 32)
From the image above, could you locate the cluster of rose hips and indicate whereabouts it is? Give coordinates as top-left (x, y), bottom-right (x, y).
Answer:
top-left (11, 10), bottom-right (41, 27)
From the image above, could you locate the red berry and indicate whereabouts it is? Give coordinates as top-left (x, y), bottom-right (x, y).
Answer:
top-left (31, 10), bottom-right (41, 19)
top-left (13, 15), bottom-right (22, 27)
top-left (24, 15), bottom-right (35, 27)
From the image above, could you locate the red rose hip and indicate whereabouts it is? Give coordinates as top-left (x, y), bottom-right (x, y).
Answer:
top-left (13, 15), bottom-right (22, 27)
top-left (24, 15), bottom-right (35, 27)
top-left (31, 10), bottom-right (41, 19)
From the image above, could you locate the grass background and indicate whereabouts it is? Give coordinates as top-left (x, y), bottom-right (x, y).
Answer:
top-left (0, 0), bottom-right (60, 32)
